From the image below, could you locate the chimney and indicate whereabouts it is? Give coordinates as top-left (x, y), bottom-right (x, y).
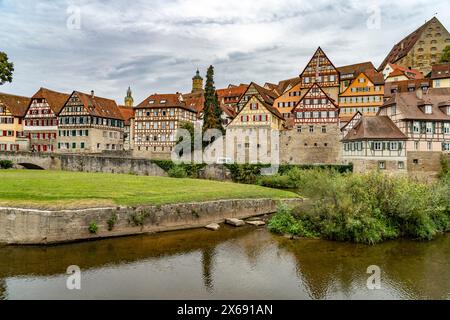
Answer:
top-left (91, 90), bottom-right (95, 98)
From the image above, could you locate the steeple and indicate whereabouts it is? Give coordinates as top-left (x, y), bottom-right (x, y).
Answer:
top-left (191, 69), bottom-right (204, 93)
top-left (124, 86), bottom-right (134, 107)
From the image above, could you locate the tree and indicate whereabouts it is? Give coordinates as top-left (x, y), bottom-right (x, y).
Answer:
top-left (202, 65), bottom-right (224, 138)
top-left (440, 45), bottom-right (450, 63)
top-left (0, 52), bottom-right (14, 85)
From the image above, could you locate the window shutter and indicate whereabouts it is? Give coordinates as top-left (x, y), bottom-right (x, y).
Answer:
top-left (241, 116), bottom-right (244, 122)
top-left (387, 142), bottom-right (390, 150)
top-left (370, 142), bottom-right (374, 150)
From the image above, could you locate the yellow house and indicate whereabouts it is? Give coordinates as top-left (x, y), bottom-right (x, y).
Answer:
top-left (338, 71), bottom-right (385, 122)
top-left (273, 78), bottom-right (302, 119)
top-left (0, 92), bottom-right (30, 151)
top-left (431, 63), bottom-right (450, 88)
top-left (226, 95), bottom-right (284, 163)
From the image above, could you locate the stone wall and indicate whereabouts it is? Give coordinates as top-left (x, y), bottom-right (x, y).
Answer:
top-left (0, 198), bottom-right (304, 245)
top-left (407, 151), bottom-right (444, 182)
top-left (350, 158), bottom-right (407, 175)
top-left (279, 125), bottom-right (342, 164)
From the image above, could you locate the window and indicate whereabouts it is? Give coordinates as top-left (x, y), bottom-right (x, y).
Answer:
top-left (425, 105), bottom-right (432, 114)
top-left (321, 126), bottom-right (327, 133)
top-left (427, 141), bottom-right (432, 150)
top-left (426, 122), bottom-right (434, 134)
top-left (435, 80), bottom-right (441, 88)
top-left (160, 100), bottom-right (167, 104)
top-left (373, 142), bottom-right (382, 151)
top-left (413, 122), bottom-right (420, 133)
top-left (297, 126), bottom-right (302, 133)
top-left (443, 142), bottom-right (450, 151)
top-left (80, 142), bottom-right (85, 149)
top-left (398, 161), bottom-right (405, 169)
top-left (389, 142), bottom-right (399, 150)
top-left (413, 159), bottom-right (419, 164)
top-left (72, 143), bottom-right (76, 149)
top-left (378, 161), bottom-right (386, 170)
top-left (414, 141), bottom-right (419, 150)
top-left (309, 126), bottom-right (314, 133)
top-left (443, 123), bottom-right (450, 134)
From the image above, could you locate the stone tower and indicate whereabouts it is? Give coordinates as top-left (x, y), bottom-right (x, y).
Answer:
top-left (191, 69), bottom-right (204, 93)
top-left (124, 86), bottom-right (134, 107)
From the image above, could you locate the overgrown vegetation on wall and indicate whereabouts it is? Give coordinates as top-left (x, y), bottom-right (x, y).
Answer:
top-left (267, 169), bottom-right (450, 244)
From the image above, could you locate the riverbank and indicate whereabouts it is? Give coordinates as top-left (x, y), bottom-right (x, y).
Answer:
top-left (0, 198), bottom-right (303, 244)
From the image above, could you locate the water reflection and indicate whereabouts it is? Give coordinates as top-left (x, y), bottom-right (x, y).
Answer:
top-left (0, 227), bottom-right (448, 300)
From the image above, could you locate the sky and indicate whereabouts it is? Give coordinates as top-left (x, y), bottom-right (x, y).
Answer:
top-left (0, 0), bottom-right (449, 104)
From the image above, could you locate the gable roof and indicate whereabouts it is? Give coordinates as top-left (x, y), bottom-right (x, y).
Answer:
top-left (386, 64), bottom-right (423, 80)
top-left (340, 111), bottom-right (363, 132)
top-left (276, 77), bottom-right (301, 95)
top-left (378, 17), bottom-right (442, 70)
top-left (337, 61), bottom-right (376, 78)
top-left (430, 63), bottom-right (450, 80)
top-left (71, 91), bottom-right (123, 120)
top-left (363, 69), bottom-right (385, 85)
top-left (0, 92), bottom-right (31, 117)
top-left (118, 105), bottom-right (134, 125)
top-left (343, 116), bottom-right (407, 141)
top-left (292, 82), bottom-right (339, 110)
top-left (216, 84), bottom-right (248, 102)
top-left (234, 94), bottom-right (284, 121)
top-left (30, 87), bottom-right (70, 115)
top-left (299, 47), bottom-right (338, 78)
top-left (182, 92), bottom-right (204, 114)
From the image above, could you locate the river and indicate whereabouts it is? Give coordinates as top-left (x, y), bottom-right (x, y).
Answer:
top-left (0, 226), bottom-right (448, 300)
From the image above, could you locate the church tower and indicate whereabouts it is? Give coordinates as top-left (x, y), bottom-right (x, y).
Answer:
top-left (124, 86), bottom-right (134, 107)
top-left (191, 69), bottom-right (204, 93)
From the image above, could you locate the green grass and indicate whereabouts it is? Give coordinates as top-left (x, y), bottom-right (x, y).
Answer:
top-left (0, 170), bottom-right (298, 209)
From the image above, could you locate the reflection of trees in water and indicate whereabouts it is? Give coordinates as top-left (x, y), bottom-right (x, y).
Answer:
top-left (201, 247), bottom-right (215, 293)
top-left (276, 234), bottom-right (450, 300)
top-left (0, 279), bottom-right (6, 300)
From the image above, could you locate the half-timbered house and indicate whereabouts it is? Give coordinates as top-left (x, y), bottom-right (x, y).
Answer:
top-left (57, 90), bottom-right (124, 153)
top-left (23, 88), bottom-right (70, 153)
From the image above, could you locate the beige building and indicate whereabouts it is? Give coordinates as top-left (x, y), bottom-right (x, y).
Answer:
top-left (342, 116), bottom-right (408, 174)
top-left (379, 17), bottom-right (450, 76)
top-left (57, 91), bottom-right (124, 153)
top-left (378, 88), bottom-right (450, 179)
top-left (0, 92), bottom-right (30, 151)
top-left (134, 93), bottom-right (197, 157)
top-left (226, 94), bottom-right (284, 164)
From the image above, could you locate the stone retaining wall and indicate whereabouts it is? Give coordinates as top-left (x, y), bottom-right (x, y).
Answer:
top-left (0, 198), bottom-right (303, 245)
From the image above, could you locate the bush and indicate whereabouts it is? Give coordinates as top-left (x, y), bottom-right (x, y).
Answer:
top-left (168, 166), bottom-right (188, 178)
top-left (0, 160), bottom-right (13, 169)
top-left (107, 214), bottom-right (118, 231)
top-left (88, 221), bottom-right (98, 234)
top-left (268, 169), bottom-right (450, 244)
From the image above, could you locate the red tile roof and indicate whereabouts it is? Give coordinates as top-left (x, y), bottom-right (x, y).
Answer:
top-left (137, 93), bottom-right (198, 113)
top-left (387, 64), bottom-right (423, 79)
top-left (73, 91), bottom-right (123, 120)
top-left (31, 87), bottom-right (70, 115)
top-left (0, 92), bottom-right (31, 117)
top-left (118, 105), bottom-right (134, 125)
top-left (384, 78), bottom-right (431, 98)
top-left (337, 62), bottom-right (376, 79)
top-left (343, 116), bottom-right (407, 141)
top-left (216, 84), bottom-right (248, 102)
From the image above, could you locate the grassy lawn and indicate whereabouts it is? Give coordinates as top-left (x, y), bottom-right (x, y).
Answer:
top-left (0, 170), bottom-right (298, 209)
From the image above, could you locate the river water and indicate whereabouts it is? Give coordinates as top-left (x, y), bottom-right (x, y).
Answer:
top-left (0, 226), bottom-right (448, 300)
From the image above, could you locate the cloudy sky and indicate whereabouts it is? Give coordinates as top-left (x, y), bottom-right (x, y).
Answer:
top-left (0, 0), bottom-right (449, 104)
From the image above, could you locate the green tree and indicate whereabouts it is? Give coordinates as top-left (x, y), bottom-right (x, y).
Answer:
top-left (0, 52), bottom-right (14, 85)
top-left (202, 65), bottom-right (224, 139)
top-left (440, 45), bottom-right (450, 63)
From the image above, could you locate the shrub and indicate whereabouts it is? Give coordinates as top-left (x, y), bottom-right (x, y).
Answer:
top-left (268, 169), bottom-right (450, 244)
top-left (0, 160), bottom-right (13, 169)
top-left (88, 221), bottom-right (98, 234)
top-left (107, 213), bottom-right (118, 231)
top-left (168, 166), bottom-right (188, 178)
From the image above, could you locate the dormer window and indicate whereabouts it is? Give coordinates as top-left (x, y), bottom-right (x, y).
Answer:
top-left (425, 105), bottom-right (432, 114)
top-left (149, 100), bottom-right (155, 104)
top-left (160, 100), bottom-right (167, 104)
top-left (447, 106), bottom-right (450, 115)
